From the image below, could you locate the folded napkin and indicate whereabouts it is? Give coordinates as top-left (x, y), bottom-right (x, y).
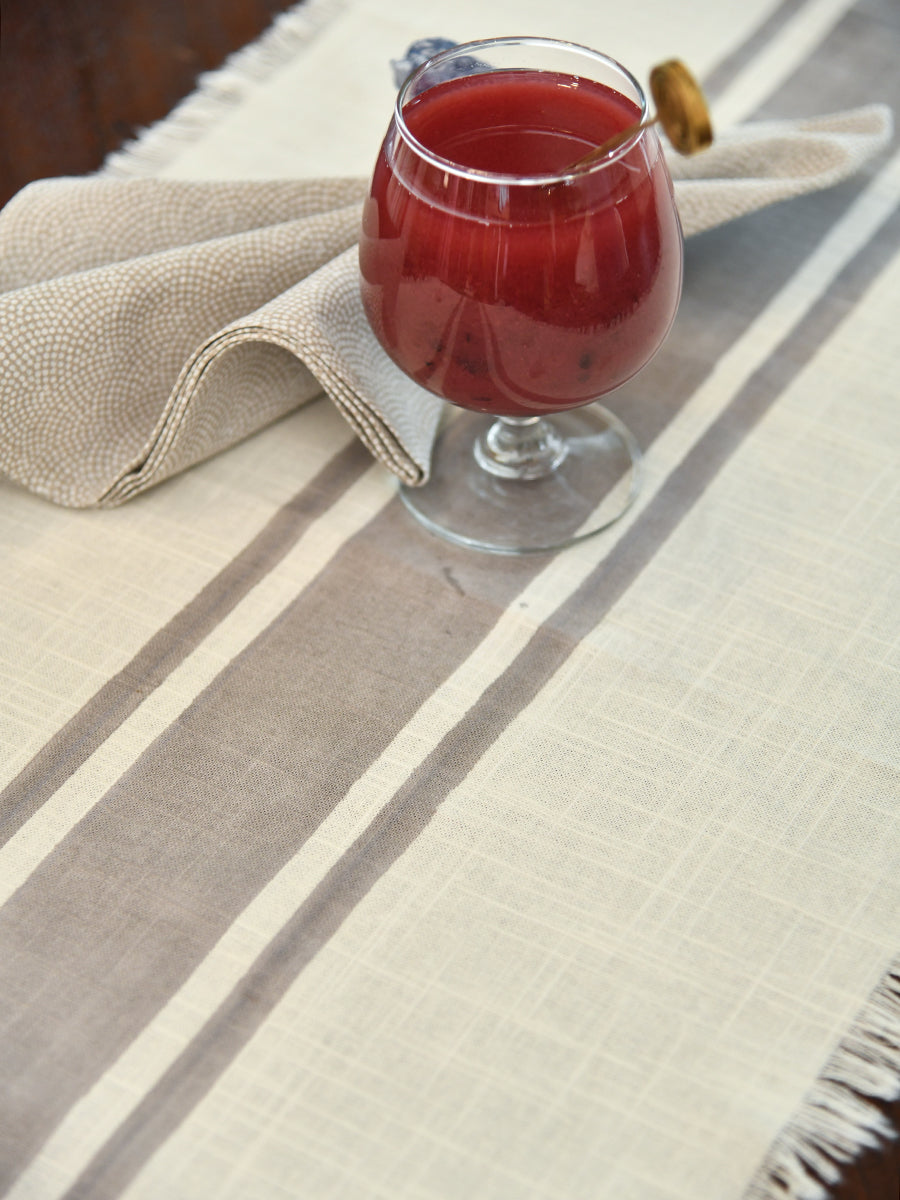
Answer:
top-left (0, 104), bottom-right (891, 507)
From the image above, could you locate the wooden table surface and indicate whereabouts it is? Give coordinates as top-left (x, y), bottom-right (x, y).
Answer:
top-left (0, 3), bottom-right (898, 1196)
top-left (0, 0), bottom-right (296, 207)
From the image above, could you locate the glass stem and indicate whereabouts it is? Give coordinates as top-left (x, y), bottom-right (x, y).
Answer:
top-left (473, 415), bottom-right (568, 481)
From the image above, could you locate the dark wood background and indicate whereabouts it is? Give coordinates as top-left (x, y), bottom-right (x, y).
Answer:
top-left (0, 0), bottom-right (296, 206)
top-left (1, 2), bottom-right (899, 1196)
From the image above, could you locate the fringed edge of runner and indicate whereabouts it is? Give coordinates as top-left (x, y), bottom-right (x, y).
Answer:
top-left (101, 0), bottom-right (348, 178)
top-left (745, 956), bottom-right (900, 1199)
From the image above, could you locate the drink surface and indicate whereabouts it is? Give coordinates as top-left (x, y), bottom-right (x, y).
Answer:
top-left (359, 68), bottom-right (683, 416)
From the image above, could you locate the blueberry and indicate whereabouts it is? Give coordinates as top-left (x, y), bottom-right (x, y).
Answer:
top-left (390, 39), bottom-right (489, 88)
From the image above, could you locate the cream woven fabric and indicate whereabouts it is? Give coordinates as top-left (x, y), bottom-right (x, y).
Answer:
top-left (0, 107), bottom-right (891, 507)
top-left (2, 1), bottom-right (900, 1198)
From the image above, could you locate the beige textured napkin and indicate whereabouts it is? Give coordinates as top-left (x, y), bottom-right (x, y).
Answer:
top-left (0, 104), bottom-right (891, 508)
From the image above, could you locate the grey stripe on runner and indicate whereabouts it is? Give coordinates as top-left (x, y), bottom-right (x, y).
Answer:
top-left (0, 437), bottom-right (372, 846)
top-left (60, 193), bottom-right (900, 1200)
top-left (701, 0), bottom-right (812, 96)
top-left (4, 0), bottom-right (899, 1188)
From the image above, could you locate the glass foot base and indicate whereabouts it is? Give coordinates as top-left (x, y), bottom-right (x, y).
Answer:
top-left (400, 406), bottom-right (642, 555)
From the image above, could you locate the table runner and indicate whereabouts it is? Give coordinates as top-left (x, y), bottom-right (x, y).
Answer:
top-left (1, 0), bottom-right (898, 1197)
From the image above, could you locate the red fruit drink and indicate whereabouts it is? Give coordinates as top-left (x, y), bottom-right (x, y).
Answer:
top-left (359, 68), bottom-right (683, 418)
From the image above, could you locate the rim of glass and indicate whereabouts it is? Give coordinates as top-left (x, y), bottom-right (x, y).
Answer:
top-left (394, 36), bottom-right (649, 186)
